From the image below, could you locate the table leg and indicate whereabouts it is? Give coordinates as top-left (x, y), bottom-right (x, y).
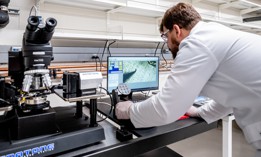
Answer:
top-left (222, 115), bottom-right (235, 157)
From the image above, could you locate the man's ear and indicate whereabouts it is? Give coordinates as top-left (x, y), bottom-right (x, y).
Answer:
top-left (173, 24), bottom-right (181, 37)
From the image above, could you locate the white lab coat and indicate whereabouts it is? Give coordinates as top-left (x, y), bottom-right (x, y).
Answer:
top-left (129, 21), bottom-right (261, 148)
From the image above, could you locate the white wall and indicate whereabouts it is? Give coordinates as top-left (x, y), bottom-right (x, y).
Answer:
top-left (0, 0), bottom-right (161, 46)
top-left (1, 0), bottom-right (260, 46)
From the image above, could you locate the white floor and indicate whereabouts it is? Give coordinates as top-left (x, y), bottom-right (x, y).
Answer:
top-left (168, 121), bottom-right (256, 157)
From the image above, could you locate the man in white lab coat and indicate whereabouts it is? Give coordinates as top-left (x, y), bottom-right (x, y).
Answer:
top-left (116, 2), bottom-right (261, 156)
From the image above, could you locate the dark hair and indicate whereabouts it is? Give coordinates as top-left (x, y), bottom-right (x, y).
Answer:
top-left (160, 3), bottom-right (201, 32)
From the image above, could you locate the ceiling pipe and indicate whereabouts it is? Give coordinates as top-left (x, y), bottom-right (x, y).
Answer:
top-left (243, 16), bottom-right (261, 22)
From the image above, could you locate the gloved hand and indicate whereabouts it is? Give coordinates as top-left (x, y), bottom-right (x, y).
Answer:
top-left (185, 105), bottom-right (200, 117)
top-left (115, 101), bottom-right (133, 119)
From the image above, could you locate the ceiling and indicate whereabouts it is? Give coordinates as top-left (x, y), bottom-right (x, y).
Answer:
top-left (196, 0), bottom-right (261, 34)
top-left (41, 0), bottom-right (261, 35)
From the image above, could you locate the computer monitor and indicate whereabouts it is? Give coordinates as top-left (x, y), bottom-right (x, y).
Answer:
top-left (107, 56), bottom-right (159, 93)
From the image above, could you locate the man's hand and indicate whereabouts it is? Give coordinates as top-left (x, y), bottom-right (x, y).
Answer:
top-left (116, 101), bottom-right (133, 119)
top-left (185, 105), bottom-right (200, 117)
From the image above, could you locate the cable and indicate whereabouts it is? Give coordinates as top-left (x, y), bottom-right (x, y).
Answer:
top-left (0, 98), bottom-right (10, 104)
top-left (160, 42), bottom-right (168, 67)
top-left (100, 40), bottom-right (108, 71)
top-left (99, 86), bottom-right (113, 114)
top-left (96, 86), bottom-right (114, 122)
top-left (95, 58), bottom-right (98, 71)
top-left (107, 40), bottom-right (116, 57)
top-left (95, 57), bottom-right (101, 71)
top-left (29, 5), bottom-right (38, 16)
top-left (154, 42), bottom-right (160, 56)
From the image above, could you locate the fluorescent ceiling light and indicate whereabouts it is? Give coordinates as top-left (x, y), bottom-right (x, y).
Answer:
top-left (203, 16), bottom-right (261, 30)
top-left (127, 1), bottom-right (166, 13)
top-left (240, 0), bottom-right (261, 7)
top-left (91, 0), bottom-right (126, 6)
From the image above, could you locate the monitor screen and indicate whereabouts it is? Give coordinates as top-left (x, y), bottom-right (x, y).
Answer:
top-left (107, 56), bottom-right (159, 93)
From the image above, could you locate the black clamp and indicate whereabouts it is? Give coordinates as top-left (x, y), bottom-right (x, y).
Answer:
top-left (116, 125), bottom-right (133, 142)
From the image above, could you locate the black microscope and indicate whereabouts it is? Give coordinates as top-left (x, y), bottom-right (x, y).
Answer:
top-left (0, 3), bottom-right (105, 156)
top-left (0, 14), bottom-right (57, 139)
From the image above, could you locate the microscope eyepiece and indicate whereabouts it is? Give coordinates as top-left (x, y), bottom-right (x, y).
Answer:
top-left (0, 11), bottom-right (9, 28)
top-left (41, 17), bottom-right (57, 43)
top-left (24, 16), bottom-right (40, 43)
top-left (45, 17), bottom-right (57, 32)
top-left (27, 16), bottom-right (39, 31)
top-left (24, 16), bottom-right (57, 44)
top-left (0, 0), bottom-right (10, 28)
top-left (0, 0), bottom-right (10, 6)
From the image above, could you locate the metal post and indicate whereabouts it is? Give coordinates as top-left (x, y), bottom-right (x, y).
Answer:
top-left (222, 114), bottom-right (235, 157)
top-left (75, 101), bottom-right (83, 118)
top-left (89, 99), bottom-right (97, 127)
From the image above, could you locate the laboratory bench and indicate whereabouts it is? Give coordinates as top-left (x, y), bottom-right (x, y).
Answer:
top-left (0, 92), bottom-right (217, 157)
top-left (54, 101), bottom-right (218, 157)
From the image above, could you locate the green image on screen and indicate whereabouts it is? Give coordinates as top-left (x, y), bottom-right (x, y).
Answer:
top-left (123, 61), bottom-right (157, 83)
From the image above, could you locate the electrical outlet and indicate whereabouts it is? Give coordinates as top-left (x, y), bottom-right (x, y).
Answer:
top-left (163, 49), bottom-right (169, 54)
top-left (92, 54), bottom-right (99, 59)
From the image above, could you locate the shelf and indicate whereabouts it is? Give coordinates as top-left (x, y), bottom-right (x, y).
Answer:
top-left (42, 0), bottom-right (168, 16)
top-left (53, 32), bottom-right (162, 42)
top-left (53, 32), bottom-right (122, 41)
top-left (122, 33), bottom-right (162, 42)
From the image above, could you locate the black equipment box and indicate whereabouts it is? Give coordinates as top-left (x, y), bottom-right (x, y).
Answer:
top-left (13, 108), bottom-right (57, 140)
